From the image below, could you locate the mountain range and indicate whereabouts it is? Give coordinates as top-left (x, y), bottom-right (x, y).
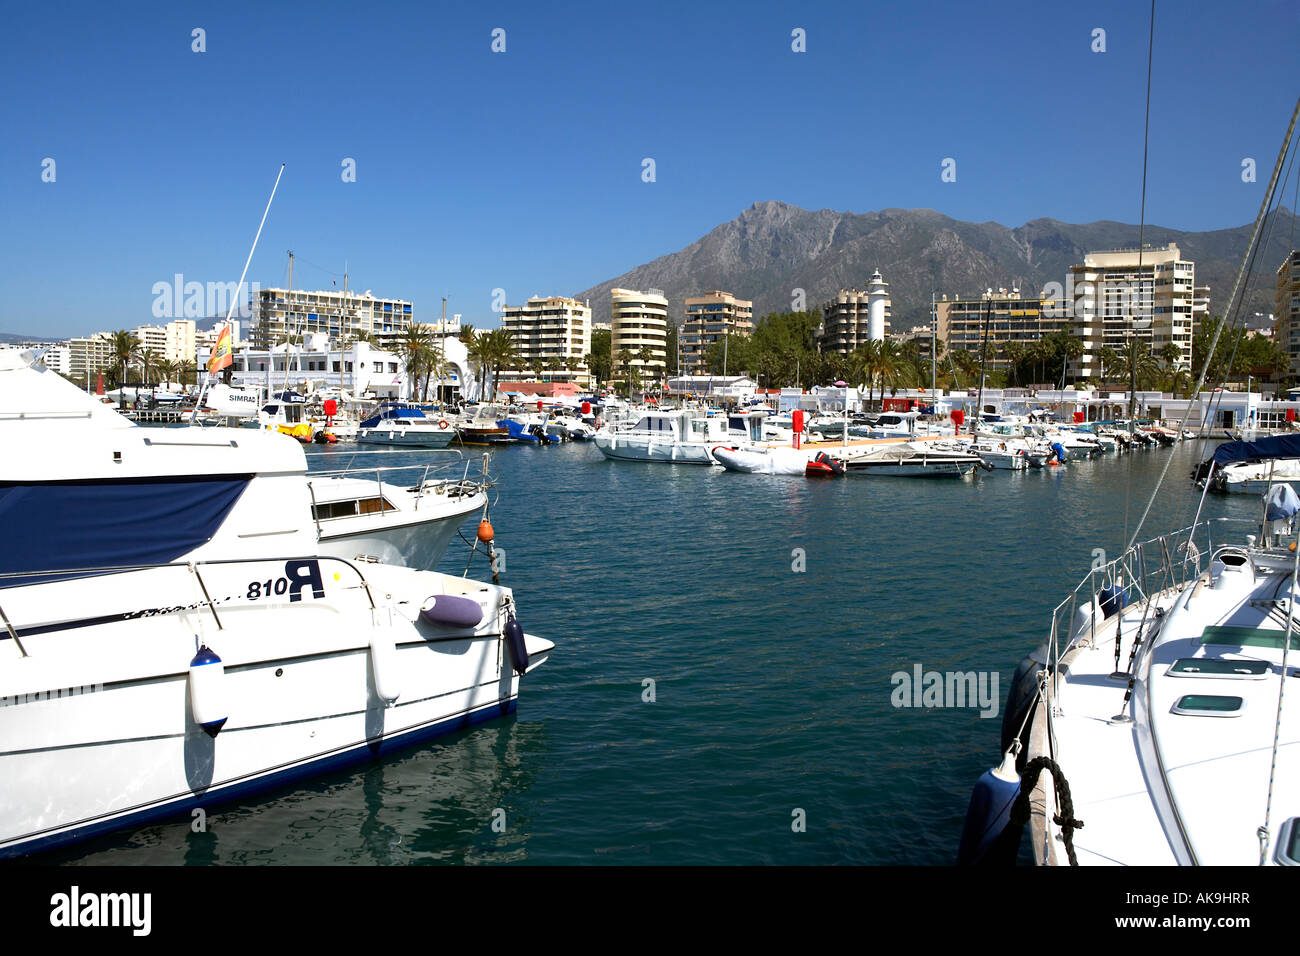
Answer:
top-left (574, 201), bottom-right (1297, 332)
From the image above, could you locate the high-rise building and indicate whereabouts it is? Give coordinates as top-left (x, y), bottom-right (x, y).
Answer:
top-left (68, 332), bottom-right (116, 384)
top-left (1276, 250), bottom-right (1300, 374)
top-left (610, 288), bottom-right (669, 385)
top-left (500, 295), bottom-right (592, 387)
top-left (133, 319), bottom-right (196, 366)
top-left (820, 271), bottom-right (891, 353)
top-left (938, 288), bottom-right (1072, 371)
top-left (680, 290), bottom-right (753, 374)
top-left (252, 288), bottom-right (413, 350)
top-left (1068, 243), bottom-right (1195, 379)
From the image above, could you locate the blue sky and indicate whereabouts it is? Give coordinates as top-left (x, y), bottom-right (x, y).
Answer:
top-left (1, 0), bottom-right (1296, 338)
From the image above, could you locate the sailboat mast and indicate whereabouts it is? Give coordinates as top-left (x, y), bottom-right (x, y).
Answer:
top-left (930, 289), bottom-right (936, 420)
top-left (974, 297), bottom-right (990, 435)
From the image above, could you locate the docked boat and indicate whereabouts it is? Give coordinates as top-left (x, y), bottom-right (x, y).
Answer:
top-left (257, 390), bottom-right (314, 443)
top-left (966, 438), bottom-right (1030, 471)
top-left (840, 443), bottom-right (987, 477)
top-left (963, 484), bottom-right (1300, 865)
top-left (0, 347), bottom-right (553, 858)
top-left (1192, 436), bottom-right (1300, 495)
top-left (959, 99), bottom-right (1300, 866)
top-left (593, 409), bottom-right (745, 464)
top-left (500, 411), bottom-right (556, 444)
top-left (712, 445), bottom-right (813, 475)
top-left (309, 458), bottom-right (490, 569)
top-left (356, 402), bottom-right (456, 448)
top-left (453, 403), bottom-right (514, 445)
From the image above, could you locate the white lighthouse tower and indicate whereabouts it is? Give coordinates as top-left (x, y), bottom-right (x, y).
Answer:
top-left (866, 269), bottom-right (889, 342)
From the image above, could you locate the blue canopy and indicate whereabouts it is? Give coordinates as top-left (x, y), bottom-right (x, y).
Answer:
top-left (1213, 435), bottom-right (1300, 466)
top-left (0, 476), bottom-right (250, 586)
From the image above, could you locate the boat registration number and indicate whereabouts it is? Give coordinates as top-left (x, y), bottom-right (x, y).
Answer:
top-left (245, 560), bottom-right (325, 602)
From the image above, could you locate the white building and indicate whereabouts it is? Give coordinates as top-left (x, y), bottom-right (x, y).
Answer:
top-left (251, 287), bottom-right (413, 351)
top-left (38, 344), bottom-right (71, 375)
top-left (1069, 243), bottom-right (1196, 378)
top-left (133, 319), bottom-right (197, 366)
top-left (500, 295), bottom-right (592, 387)
top-left (611, 288), bottom-right (669, 385)
top-left (820, 271), bottom-right (892, 353)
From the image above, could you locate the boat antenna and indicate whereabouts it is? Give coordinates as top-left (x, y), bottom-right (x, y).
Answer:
top-left (192, 163), bottom-right (285, 421)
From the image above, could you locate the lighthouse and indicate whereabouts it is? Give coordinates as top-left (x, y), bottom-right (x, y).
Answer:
top-left (867, 269), bottom-right (889, 342)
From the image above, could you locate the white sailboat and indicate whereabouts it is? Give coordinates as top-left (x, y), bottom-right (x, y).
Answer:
top-left (959, 93), bottom-right (1300, 867)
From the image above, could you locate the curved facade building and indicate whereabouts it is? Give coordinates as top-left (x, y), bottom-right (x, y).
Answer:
top-left (610, 288), bottom-right (669, 386)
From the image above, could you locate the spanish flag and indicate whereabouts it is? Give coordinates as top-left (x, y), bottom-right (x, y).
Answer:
top-left (207, 325), bottom-right (232, 374)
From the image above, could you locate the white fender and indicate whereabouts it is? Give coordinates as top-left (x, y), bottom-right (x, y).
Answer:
top-left (369, 629), bottom-right (402, 706)
top-left (188, 645), bottom-right (228, 737)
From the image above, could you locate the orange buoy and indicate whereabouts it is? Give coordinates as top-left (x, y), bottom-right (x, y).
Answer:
top-left (477, 519), bottom-right (494, 543)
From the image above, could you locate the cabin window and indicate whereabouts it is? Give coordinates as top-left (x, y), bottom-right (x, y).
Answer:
top-left (1171, 694), bottom-right (1244, 717)
top-left (1167, 658), bottom-right (1268, 679)
top-left (312, 497), bottom-right (396, 521)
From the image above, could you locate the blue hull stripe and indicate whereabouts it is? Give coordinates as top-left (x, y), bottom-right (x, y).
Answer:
top-left (2, 695), bottom-right (518, 860)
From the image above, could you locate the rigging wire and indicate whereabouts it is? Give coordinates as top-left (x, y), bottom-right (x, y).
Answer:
top-left (1127, 94), bottom-right (1300, 552)
top-left (1121, 0), bottom-right (1158, 555)
top-left (1189, 137), bottom-right (1298, 479)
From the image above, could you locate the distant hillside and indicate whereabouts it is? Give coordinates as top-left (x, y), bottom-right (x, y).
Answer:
top-left (574, 201), bottom-right (1296, 330)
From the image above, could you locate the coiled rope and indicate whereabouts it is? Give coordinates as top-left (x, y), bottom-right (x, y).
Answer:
top-left (1009, 756), bottom-right (1085, 866)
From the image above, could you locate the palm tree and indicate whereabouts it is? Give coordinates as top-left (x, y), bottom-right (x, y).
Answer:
top-left (397, 325), bottom-right (433, 400)
top-left (852, 340), bottom-right (882, 407)
top-left (949, 348), bottom-right (978, 388)
top-left (423, 338), bottom-right (447, 403)
top-left (465, 329), bottom-right (492, 398)
top-left (484, 328), bottom-right (518, 399)
top-left (1121, 337), bottom-right (1160, 419)
top-left (137, 348), bottom-right (161, 388)
top-left (616, 348), bottom-right (633, 396)
top-left (1096, 346), bottom-right (1120, 387)
top-left (874, 340), bottom-right (905, 397)
top-left (110, 330), bottom-right (139, 407)
top-left (1058, 335), bottom-right (1085, 386)
top-left (636, 345), bottom-right (655, 389)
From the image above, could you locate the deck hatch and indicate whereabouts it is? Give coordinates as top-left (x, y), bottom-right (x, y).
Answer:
top-left (1167, 658), bottom-right (1269, 679)
top-left (1198, 625), bottom-right (1298, 649)
top-left (1171, 694), bottom-right (1244, 717)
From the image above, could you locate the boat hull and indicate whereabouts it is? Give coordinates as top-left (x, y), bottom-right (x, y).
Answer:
top-left (356, 427), bottom-right (455, 449)
top-left (593, 434), bottom-right (718, 464)
top-left (0, 560), bottom-right (552, 859)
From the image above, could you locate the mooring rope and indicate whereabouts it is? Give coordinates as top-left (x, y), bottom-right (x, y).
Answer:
top-left (1010, 756), bottom-right (1085, 866)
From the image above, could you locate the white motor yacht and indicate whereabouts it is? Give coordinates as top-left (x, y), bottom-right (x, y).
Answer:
top-left (593, 409), bottom-right (746, 464)
top-left (0, 348), bottom-right (552, 858)
top-left (356, 402), bottom-right (457, 448)
top-left (309, 458), bottom-right (489, 569)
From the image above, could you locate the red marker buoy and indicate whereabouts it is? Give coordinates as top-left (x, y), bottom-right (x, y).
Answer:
top-left (477, 520), bottom-right (494, 543)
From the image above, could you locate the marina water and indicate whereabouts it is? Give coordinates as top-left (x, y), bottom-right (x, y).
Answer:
top-left (25, 440), bottom-right (1256, 865)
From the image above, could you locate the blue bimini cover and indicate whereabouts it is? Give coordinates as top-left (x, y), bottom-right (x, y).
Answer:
top-left (1213, 434), bottom-right (1300, 466)
top-left (0, 475), bottom-right (250, 586)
